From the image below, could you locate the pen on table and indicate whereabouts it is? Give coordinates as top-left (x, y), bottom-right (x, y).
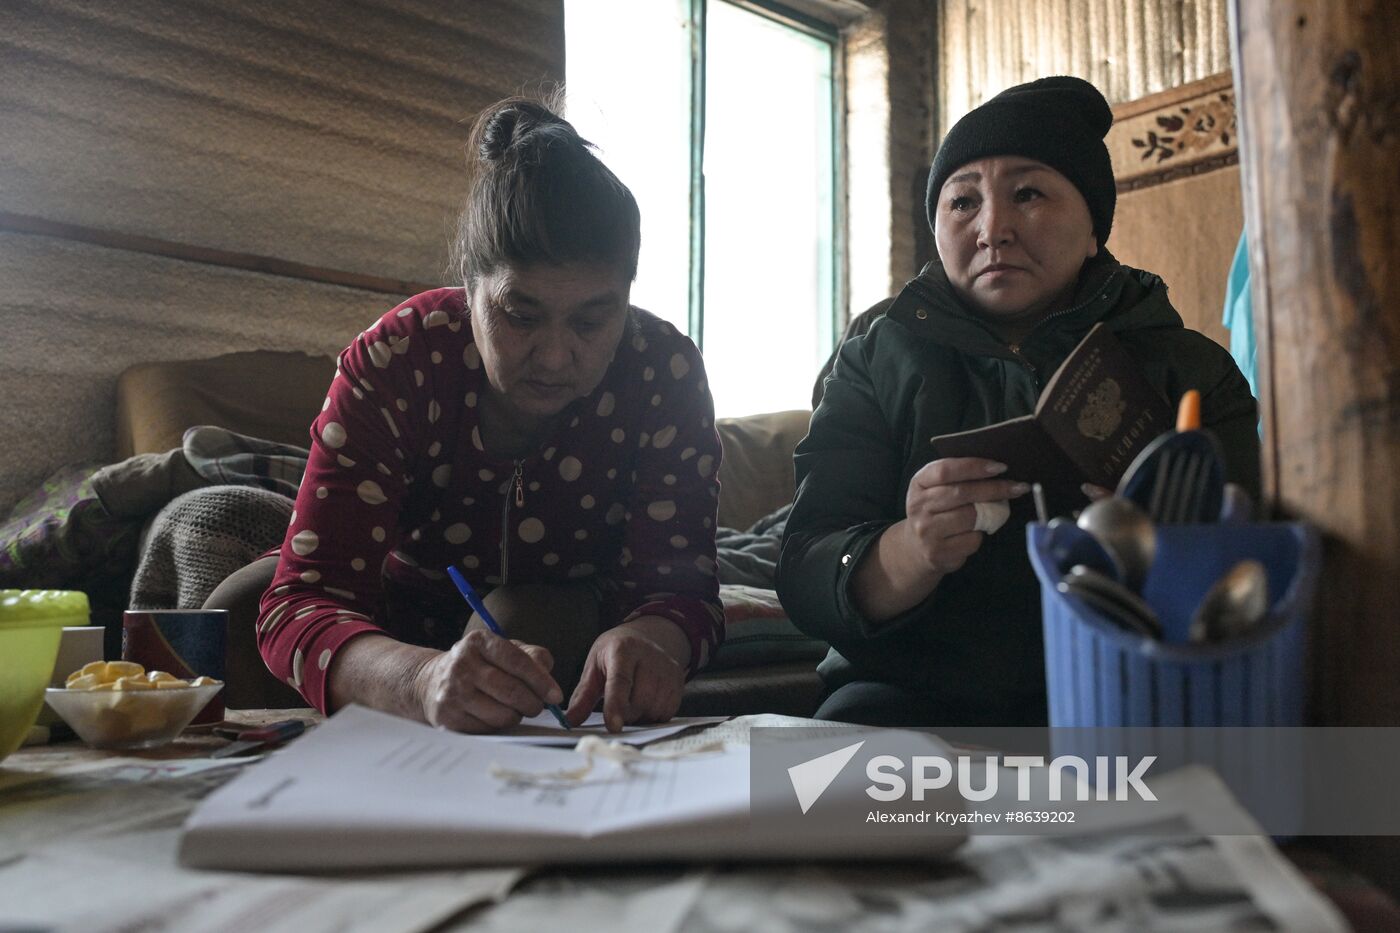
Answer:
top-left (445, 565), bottom-right (571, 730)
top-left (210, 718), bottom-right (308, 758)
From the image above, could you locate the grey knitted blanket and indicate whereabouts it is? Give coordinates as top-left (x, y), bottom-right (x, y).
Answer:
top-left (128, 485), bottom-right (293, 610)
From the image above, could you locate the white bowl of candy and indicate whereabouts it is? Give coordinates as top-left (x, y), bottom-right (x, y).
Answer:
top-left (45, 661), bottom-right (223, 750)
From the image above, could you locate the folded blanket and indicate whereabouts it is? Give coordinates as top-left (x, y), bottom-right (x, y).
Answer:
top-left (127, 427), bottom-right (307, 608)
top-left (0, 428), bottom-right (278, 592)
top-left (0, 425), bottom-right (311, 641)
top-left (181, 426), bottom-right (308, 499)
top-left (128, 486), bottom-right (293, 610)
top-left (714, 503), bottom-right (789, 589)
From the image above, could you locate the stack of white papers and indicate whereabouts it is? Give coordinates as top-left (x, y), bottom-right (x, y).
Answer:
top-left (476, 711), bottom-right (726, 746)
top-left (179, 706), bottom-right (964, 871)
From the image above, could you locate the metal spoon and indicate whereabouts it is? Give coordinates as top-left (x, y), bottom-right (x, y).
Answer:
top-left (1058, 564), bottom-right (1163, 640)
top-left (1045, 517), bottom-right (1121, 580)
top-left (1189, 559), bottom-right (1270, 643)
top-left (1218, 482), bottom-right (1254, 524)
top-left (1076, 497), bottom-right (1157, 592)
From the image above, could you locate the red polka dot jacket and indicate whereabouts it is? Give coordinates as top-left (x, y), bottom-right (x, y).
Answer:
top-left (258, 289), bottom-right (725, 712)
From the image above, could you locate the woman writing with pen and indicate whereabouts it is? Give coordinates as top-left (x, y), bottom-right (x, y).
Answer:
top-left (211, 93), bottom-right (724, 733)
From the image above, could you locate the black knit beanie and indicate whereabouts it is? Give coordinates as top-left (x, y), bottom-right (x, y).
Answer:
top-left (926, 75), bottom-right (1116, 247)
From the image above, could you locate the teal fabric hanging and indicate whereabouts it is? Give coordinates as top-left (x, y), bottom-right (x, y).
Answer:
top-left (1223, 226), bottom-right (1259, 399)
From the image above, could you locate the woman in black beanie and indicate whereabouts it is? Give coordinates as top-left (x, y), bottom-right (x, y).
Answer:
top-left (777, 76), bottom-right (1260, 726)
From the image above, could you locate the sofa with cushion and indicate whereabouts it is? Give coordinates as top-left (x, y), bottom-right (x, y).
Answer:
top-left (112, 349), bottom-right (827, 717)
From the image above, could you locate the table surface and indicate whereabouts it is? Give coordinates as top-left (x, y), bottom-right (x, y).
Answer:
top-left (10, 707), bottom-right (323, 771)
top-left (6, 709), bottom-right (1397, 933)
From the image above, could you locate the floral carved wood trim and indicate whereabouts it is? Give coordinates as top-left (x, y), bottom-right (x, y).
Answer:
top-left (1108, 72), bottom-right (1238, 192)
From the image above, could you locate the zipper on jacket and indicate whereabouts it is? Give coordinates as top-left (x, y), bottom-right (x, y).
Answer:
top-left (1003, 268), bottom-right (1128, 389)
top-left (499, 460), bottom-right (523, 584)
top-left (1023, 266), bottom-right (1126, 340)
top-left (1005, 343), bottom-right (1038, 384)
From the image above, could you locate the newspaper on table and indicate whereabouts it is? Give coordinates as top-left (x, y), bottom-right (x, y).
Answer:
top-left (0, 754), bottom-right (251, 864)
top-left (468, 717), bottom-right (1347, 933)
top-left (0, 750), bottom-right (521, 933)
top-left (1, 712), bottom-right (1347, 932)
top-left (468, 766), bottom-right (1346, 933)
top-left (671, 813), bottom-right (1347, 931)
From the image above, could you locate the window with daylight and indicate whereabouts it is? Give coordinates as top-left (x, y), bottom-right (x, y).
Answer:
top-left (565, 0), bottom-right (840, 417)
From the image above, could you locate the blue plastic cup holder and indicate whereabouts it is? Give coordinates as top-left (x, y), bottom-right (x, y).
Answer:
top-left (1029, 521), bottom-right (1321, 728)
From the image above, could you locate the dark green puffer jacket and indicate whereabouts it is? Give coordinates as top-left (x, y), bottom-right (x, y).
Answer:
top-left (776, 251), bottom-right (1261, 725)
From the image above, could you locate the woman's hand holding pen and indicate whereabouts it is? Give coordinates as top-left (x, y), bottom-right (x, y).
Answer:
top-left (414, 631), bottom-right (562, 733)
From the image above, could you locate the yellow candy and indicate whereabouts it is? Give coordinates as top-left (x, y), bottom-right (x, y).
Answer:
top-left (65, 673), bottom-right (101, 690)
top-left (154, 677), bottom-right (192, 689)
top-left (113, 675), bottom-right (155, 691)
top-left (66, 660), bottom-right (148, 687)
top-left (146, 670), bottom-right (179, 683)
top-left (104, 661), bottom-right (145, 681)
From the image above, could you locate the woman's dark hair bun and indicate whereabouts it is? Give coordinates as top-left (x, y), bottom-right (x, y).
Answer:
top-left (453, 88), bottom-right (641, 284)
top-left (476, 97), bottom-right (573, 161)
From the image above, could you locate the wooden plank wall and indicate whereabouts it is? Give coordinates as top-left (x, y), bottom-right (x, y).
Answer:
top-left (0, 0), bottom-right (563, 514)
top-left (937, 0), bottom-right (1231, 125)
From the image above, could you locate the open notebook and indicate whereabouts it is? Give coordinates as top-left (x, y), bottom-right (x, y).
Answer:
top-left (179, 706), bottom-right (966, 871)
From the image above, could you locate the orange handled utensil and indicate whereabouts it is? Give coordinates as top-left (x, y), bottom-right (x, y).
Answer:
top-left (1176, 389), bottom-right (1201, 431)
top-left (1117, 388), bottom-right (1225, 523)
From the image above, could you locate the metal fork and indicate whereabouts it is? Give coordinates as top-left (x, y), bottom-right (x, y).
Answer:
top-left (1120, 391), bottom-right (1225, 524)
top-left (1152, 446), bottom-right (1206, 523)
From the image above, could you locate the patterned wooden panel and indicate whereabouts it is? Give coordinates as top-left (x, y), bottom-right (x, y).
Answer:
top-left (1108, 71), bottom-right (1236, 191)
top-left (1106, 72), bottom-right (1240, 348)
top-left (936, 0), bottom-right (1231, 132)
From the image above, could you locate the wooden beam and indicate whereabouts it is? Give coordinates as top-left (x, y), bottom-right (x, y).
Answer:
top-left (1233, 0), bottom-right (1400, 892)
top-left (1234, 0), bottom-right (1400, 726)
top-left (0, 210), bottom-right (440, 297)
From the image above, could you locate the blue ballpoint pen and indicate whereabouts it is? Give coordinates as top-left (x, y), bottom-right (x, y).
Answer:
top-left (446, 565), bottom-right (571, 730)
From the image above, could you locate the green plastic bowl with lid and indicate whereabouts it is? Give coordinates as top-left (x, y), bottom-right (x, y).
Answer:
top-left (0, 590), bottom-right (90, 761)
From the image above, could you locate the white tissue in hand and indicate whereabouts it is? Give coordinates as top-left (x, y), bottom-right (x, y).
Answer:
top-left (973, 500), bottom-right (1011, 535)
